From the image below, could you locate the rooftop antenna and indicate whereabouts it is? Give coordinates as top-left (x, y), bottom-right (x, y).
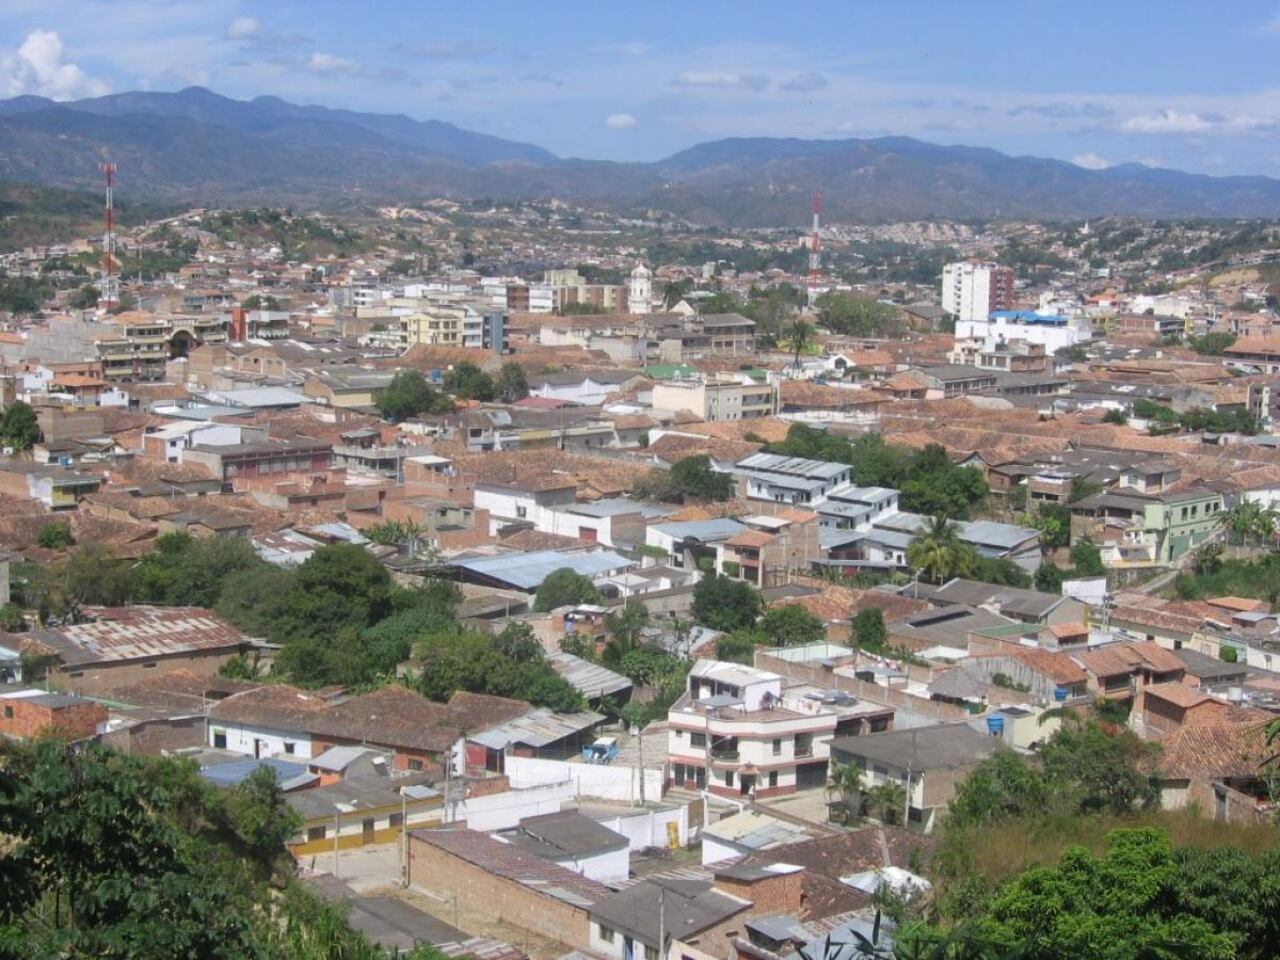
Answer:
top-left (807, 190), bottom-right (822, 308)
top-left (100, 162), bottom-right (119, 309)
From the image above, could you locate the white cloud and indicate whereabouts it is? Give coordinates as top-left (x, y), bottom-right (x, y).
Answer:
top-left (305, 52), bottom-right (356, 74)
top-left (1072, 152), bottom-right (1110, 170)
top-left (225, 16), bottom-right (261, 40)
top-left (1122, 109), bottom-right (1213, 133)
top-left (0, 29), bottom-right (108, 100)
top-left (780, 72), bottom-right (828, 93)
top-left (605, 112), bottom-right (637, 129)
top-left (673, 69), bottom-right (769, 91)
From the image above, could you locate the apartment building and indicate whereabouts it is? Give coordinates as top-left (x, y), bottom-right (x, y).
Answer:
top-left (1069, 485), bottom-right (1225, 566)
top-left (650, 373), bottom-right (779, 422)
top-left (667, 660), bottom-right (837, 798)
top-left (941, 261), bottom-right (1014, 323)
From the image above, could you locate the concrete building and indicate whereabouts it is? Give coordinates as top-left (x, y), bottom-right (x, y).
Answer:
top-left (941, 261), bottom-right (1014, 323)
top-left (650, 373), bottom-right (779, 422)
top-left (667, 659), bottom-right (837, 798)
top-left (627, 262), bottom-right (654, 315)
top-left (829, 724), bottom-right (1003, 833)
top-left (954, 310), bottom-right (1089, 355)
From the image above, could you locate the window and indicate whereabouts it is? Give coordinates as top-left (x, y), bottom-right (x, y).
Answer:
top-left (690, 732), bottom-right (706, 748)
top-left (142, 662), bottom-right (157, 670)
top-left (724, 770), bottom-right (734, 787)
top-left (283, 742), bottom-right (295, 755)
top-left (212, 730), bottom-right (227, 749)
top-left (772, 738), bottom-right (782, 756)
top-left (645, 945), bottom-right (660, 960)
top-left (307, 825), bottom-right (326, 841)
top-left (389, 813), bottom-right (403, 828)
top-left (674, 729), bottom-right (683, 739)
top-left (408, 758), bottom-right (424, 771)
top-left (3, 706), bottom-right (11, 719)
top-left (768, 770), bottom-right (778, 788)
top-left (516, 505), bottom-right (527, 519)
top-left (598, 925), bottom-right (615, 944)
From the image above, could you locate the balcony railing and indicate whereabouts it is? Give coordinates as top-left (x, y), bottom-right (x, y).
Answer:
top-left (709, 746), bottom-right (740, 761)
top-left (794, 746), bottom-right (814, 758)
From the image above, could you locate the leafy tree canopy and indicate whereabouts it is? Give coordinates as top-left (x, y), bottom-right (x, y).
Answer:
top-left (692, 575), bottom-right (762, 632)
top-left (534, 567), bottom-right (604, 612)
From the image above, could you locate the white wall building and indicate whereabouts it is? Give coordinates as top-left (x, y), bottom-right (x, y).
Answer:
top-left (628, 262), bottom-right (654, 315)
top-left (941, 261), bottom-right (1014, 323)
top-left (954, 310), bottom-right (1089, 354)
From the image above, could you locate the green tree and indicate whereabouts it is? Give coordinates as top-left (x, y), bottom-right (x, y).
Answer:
top-left (35, 521), bottom-right (73, 550)
top-left (784, 317), bottom-right (815, 368)
top-left (496, 361), bottom-right (529, 402)
top-left (826, 761), bottom-right (864, 822)
top-left (0, 603), bottom-right (24, 632)
top-left (667, 455), bottom-right (734, 502)
top-left (759, 604), bottom-right (826, 646)
top-left (1038, 716), bottom-right (1159, 814)
top-left (376, 369), bottom-right (448, 421)
top-left (716, 628), bottom-right (764, 664)
top-left (413, 627), bottom-right (582, 711)
top-left (68, 284), bottom-right (99, 309)
top-left (534, 567), bottom-right (604, 612)
top-left (852, 607), bottom-right (887, 651)
top-left (1034, 563), bottom-right (1065, 593)
top-left (132, 532), bottom-right (264, 607)
top-left (1188, 331), bottom-right (1237, 356)
top-left (602, 598), bottom-right (650, 664)
top-left (0, 400), bottom-right (40, 451)
top-left (1034, 503), bottom-right (1071, 550)
top-left (444, 361), bottom-right (497, 401)
top-left (946, 750), bottom-right (1055, 830)
top-left (26, 543), bottom-right (133, 622)
top-left (979, 830), bottom-right (1237, 960)
top-left (1069, 536), bottom-right (1105, 577)
top-left (814, 291), bottom-right (904, 337)
top-left (691, 575), bottom-right (761, 632)
top-left (907, 515), bottom-right (977, 584)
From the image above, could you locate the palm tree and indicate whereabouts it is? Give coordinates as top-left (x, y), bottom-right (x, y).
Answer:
top-left (786, 318), bottom-right (814, 371)
top-left (870, 780), bottom-right (907, 825)
top-left (1193, 541), bottom-right (1224, 576)
top-left (826, 761), bottom-right (864, 824)
top-left (906, 515), bottom-right (976, 584)
top-left (1220, 501), bottom-right (1263, 558)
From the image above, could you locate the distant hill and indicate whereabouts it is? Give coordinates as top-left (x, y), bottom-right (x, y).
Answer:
top-left (4, 87), bottom-right (1280, 225)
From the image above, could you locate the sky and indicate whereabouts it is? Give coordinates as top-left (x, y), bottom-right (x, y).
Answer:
top-left (4, 1), bottom-right (1280, 176)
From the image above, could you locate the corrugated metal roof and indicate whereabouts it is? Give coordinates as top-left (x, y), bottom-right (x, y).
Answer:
top-left (450, 549), bottom-right (633, 590)
top-left (470, 707), bottom-right (604, 749)
top-left (546, 652), bottom-right (633, 699)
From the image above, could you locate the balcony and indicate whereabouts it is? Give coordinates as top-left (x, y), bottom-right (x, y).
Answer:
top-left (709, 742), bottom-right (739, 762)
top-left (794, 746), bottom-right (814, 759)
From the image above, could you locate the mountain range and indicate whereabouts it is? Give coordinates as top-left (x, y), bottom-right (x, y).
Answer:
top-left (3, 86), bottom-right (1280, 225)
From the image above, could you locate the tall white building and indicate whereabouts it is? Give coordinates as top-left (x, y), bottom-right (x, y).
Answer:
top-left (628, 262), bottom-right (654, 315)
top-left (941, 261), bottom-right (1014, 323)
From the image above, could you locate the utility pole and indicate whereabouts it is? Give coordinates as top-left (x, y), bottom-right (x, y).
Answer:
top-left (636, 724), bottom-right (646, 806)
top-left (400, 790), bottom-right (408, 887)
top-left (333, 811), bottom-right (340, 878)
top-left (657, 884), bottom-right (666, 960)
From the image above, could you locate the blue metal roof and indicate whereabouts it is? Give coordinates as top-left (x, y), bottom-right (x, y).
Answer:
top-left (988, 310), bottom-right (1069, 327)
top-left (199, 756), bottom-right (309, 787)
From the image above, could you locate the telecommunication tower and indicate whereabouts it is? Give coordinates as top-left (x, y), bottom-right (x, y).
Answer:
top-left (100, 162), bottom-right (119, 309)
top-left (807, 190), bottom-right (822, 306)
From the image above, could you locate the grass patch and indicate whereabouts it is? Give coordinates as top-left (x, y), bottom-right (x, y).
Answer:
top-left (935, 809), bottom-right (1280, 892)
top-left (1172, 555), bottom-right (1280, 602)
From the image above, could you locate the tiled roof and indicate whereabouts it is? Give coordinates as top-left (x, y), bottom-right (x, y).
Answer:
top-left (1157, 719), bottom-right (1272, 780)
top-left (1007, 647), bottom-right (1087, 685)
top-left (1073, 641), bottom-right (1185, 678)
top-left (411, 827), bottom-right (609, 907)
top-left (1142, 681), bottom-right (1222, 711)
top-left (112, 669), bottom-right (260, 711)
top-left (208, 684), bottom-right (331, 729)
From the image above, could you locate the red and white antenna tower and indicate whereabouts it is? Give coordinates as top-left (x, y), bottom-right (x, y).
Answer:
top-left (100, 162), bottom-right (119, 309)
top-left (807, 190), bottom-right (822, 307)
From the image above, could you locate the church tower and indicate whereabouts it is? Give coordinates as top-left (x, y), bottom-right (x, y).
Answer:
top-left (628, 261), bottom-right (653, 314)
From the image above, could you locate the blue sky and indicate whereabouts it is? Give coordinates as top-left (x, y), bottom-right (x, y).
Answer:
top-left (4, 0), bottom-right (1280, 175)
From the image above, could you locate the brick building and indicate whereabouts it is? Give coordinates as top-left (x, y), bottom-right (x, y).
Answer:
top-left (0, 689), bottom-right (106, 740)
top-left (409, 827), bottom-right (609, 950)
top-left (18, 606), bottom-right (259, 697)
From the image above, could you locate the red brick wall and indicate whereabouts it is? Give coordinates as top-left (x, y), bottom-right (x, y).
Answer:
top-left (0, 698), bottom-right (106, 740)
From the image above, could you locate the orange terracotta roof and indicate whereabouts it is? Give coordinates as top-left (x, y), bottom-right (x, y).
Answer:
top-left (1142, 682), bottom-right (1222, 710)
top-left (1157, 719), bottom-right (1271, 780)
